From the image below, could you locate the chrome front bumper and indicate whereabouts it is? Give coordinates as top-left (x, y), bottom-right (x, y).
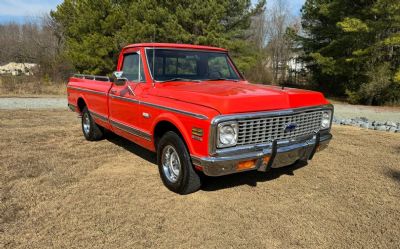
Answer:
top-left (191, 132), bottom-right (332, 176)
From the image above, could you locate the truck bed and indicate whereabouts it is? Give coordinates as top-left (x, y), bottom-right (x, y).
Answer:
top-left (67, 75), bottom-right (113, 129)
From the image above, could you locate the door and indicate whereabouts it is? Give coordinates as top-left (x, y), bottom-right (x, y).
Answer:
top-left (109, 49), bottom-right (146, 142)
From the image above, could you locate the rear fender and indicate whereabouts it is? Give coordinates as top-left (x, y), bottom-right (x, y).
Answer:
top-left (76, 94), bottom-right (90, 114)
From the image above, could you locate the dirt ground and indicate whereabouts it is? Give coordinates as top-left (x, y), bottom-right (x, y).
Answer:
top-left (1, 110), bottom-right (399, 249)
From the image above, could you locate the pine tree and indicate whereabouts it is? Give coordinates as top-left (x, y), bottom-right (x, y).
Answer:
top-left (300, 0), bottom-right (400, 105)
top-left (51, 0), bottom-right (265, 75)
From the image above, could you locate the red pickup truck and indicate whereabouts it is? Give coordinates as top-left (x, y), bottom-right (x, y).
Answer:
top-left (67, 43), bottom-right (333, 194)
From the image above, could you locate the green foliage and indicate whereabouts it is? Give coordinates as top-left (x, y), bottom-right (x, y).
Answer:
top-left (395, 69), bottom-right (400, 83)
top-left (382, 34), bottom-right (400, 46)
top-left (301, 0), bottom-right (400, 105)
top-left (337, 17), bottom-right (369, 33)
top-left (310, 52), bottom-right (336, 75)
top-left (51, 0), bottom-right (265, 75)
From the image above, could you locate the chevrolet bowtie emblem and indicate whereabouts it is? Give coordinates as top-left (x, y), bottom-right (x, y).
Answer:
top-left (284, 123), bottom-right (297, 132)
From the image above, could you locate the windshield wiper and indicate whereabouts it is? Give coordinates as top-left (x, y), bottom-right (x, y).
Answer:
top-left (205, 78), bottom-right (239, 82)
top-left (158, 78), bottom-right (201, 83)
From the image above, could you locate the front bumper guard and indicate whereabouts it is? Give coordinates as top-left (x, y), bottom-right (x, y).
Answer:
top-left (192, 133), bottom-right (332, 176)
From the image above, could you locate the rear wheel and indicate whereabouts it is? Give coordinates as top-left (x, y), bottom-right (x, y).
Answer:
top-left (81, 106), bottom-right (104, 141)
top-left (157, 131), bottom-right (201, 194)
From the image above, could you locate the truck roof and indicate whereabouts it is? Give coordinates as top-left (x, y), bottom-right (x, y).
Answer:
top-left (123, 43), bottom-right (227, 52)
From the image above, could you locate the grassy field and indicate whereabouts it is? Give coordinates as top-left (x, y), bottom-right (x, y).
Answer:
top-left (0, 77), bottom-right (66, 97)
top-left (1, 110), bottom-right (399, 248)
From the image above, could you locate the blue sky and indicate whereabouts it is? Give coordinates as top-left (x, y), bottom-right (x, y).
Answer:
top-left (0, 0), bottom-right (305, 24)
top-left (285, 0), bottom-right (306, 15)
top-left (0, 0), bottom-right (62, 23)
top-left (256, 0), bottom-right (305, 16)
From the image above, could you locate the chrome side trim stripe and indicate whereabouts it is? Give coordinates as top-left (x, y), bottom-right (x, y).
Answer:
top-left (69, 87), bottom-right (208, 120)
top-left (89, 111), bottom-right (108, 123)
top-left (109, 94), bottom-right (208, 120)
top-left (140, 101), bottom-right (208, 120)
top-left (88, 108), bottom-right (151, 141)
top-left (110, 119), bottom-right (152, 141)
top-left (109, 94), bottom-right (139, 104)
top-left (67, 86), bottom-right (107, 96)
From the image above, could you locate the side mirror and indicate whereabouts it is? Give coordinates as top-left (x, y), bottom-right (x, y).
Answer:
top-left (112, 71), bottom-right (128, 86)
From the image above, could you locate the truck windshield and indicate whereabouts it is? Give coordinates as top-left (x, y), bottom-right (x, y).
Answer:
top-left (146, 49), bottom-right (241, 82)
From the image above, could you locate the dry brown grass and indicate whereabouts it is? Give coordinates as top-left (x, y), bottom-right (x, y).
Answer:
top-left (0, 76), bottom-right (66, 96)
top-left (1, 110), bottom-right (399, 248)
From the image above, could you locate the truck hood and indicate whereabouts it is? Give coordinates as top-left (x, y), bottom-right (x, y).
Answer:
top-left (151, 81), bottom-right (329, 114)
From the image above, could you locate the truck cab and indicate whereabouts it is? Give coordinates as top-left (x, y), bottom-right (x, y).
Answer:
top-left (67, 43), bottom-right (333, 194)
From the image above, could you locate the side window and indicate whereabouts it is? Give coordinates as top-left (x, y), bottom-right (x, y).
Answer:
top-left (121, 53), bottom-right (145, 82)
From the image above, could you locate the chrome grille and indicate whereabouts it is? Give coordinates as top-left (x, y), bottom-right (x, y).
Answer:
top-left (237, 111), bottom-right (323, 145)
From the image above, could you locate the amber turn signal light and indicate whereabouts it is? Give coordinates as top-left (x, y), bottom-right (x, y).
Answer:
top-left (263, 156), bottom-right (270, 164)
top-left (236, 159), bottom-right (256, 171)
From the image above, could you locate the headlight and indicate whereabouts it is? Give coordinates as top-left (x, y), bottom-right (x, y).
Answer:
top-left (217, 121), bottom-right (238, 148)
top-left (321, 110), bottom-right (332, 129)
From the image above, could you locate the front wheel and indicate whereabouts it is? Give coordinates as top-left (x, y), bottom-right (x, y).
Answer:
top-left (157, 131), bottom-right (201, 194)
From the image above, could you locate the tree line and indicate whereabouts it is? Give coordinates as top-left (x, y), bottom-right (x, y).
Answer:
top-left (0, 0), bottom-right (398, 105)
top-left (301, 0), bottom-right (400, 105)
top-left (0, 17), bottom-right (72, 82)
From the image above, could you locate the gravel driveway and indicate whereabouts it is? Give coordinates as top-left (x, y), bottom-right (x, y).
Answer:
top-left (334, 103), bottom-right (400, 122)
top-left (0, 97), bottom-right (67, 109)
top-left (0, 97), bottom-right (399, 122)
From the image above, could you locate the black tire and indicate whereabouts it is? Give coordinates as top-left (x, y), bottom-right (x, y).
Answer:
top-left (81, 106), bottom-right (104, 141)
top-left (157, 131), bottom-right (201, 194)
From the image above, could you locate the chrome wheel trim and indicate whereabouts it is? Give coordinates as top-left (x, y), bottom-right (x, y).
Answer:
top-left (161, 145), bottom-right (181, 183)
top-left (83, 112), bottom-right (91, 135)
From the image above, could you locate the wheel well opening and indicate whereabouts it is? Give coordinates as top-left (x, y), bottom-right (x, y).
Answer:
top-left (77, 98), bottom-right (86, 113)
top-left (154, 121), bottom-right (184, 149)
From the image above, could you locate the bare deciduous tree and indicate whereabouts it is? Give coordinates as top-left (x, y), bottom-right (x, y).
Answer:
top-left (248, 0), bottom-right (300, 84)
top-left (0, 15), bottom-right (71, 81)
top-left (265, 0), bottom-right (301, 84)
